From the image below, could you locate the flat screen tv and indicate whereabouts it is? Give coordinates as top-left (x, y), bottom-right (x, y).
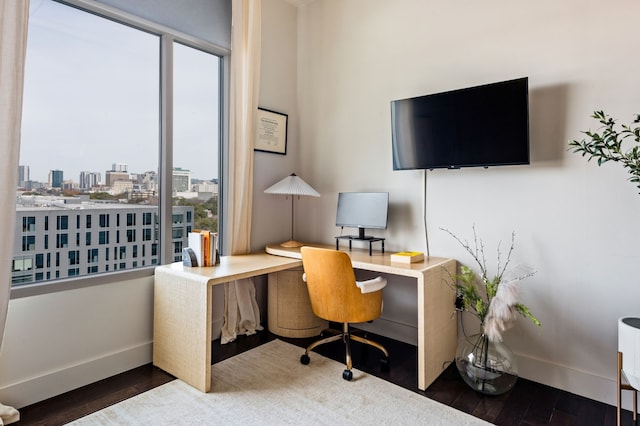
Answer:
top-left (391, 77), bottom-right (529, 170)
top-left (335, 192), bottom-right (388, 240)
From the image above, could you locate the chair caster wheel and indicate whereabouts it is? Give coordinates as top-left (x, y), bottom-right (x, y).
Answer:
top-left (300, 354), bottom-right (310, 365)
top-left (380, 357), bottom-right (390, 371)
top-left (342, 369), bottom-right (353, 381)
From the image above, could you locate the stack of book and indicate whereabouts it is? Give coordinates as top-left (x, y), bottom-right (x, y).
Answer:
top-left (187, 230), bottom-right (219, 267)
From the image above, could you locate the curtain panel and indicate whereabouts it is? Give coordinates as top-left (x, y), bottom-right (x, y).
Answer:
top-left (0, 1), bottom-right (29, 422)
top-left (221, 0), bottom-right (262, 344)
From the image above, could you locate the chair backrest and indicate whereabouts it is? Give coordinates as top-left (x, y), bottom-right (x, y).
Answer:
top-left (300, 246), bottom-right (383, 324)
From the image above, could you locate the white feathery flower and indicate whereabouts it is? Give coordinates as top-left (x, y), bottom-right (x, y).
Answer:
top-left (484, 319), bottom-right (501, 342)
top-left (484, 269), bottom-right (526, 342)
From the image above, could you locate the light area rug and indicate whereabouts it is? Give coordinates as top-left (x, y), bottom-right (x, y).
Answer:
top-left (68, 339), bottom-right (490, 425)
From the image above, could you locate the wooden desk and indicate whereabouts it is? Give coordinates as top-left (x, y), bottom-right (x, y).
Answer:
top-left (153, 246), bottom-right (456, 393)
top-left (153, 253), bottom-right (301, 393)
top-left (266, 243), bottom-right (457, 391)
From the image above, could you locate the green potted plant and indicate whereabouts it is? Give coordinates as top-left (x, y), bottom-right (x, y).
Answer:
top-left (569, 111), bottom-right (640, 191)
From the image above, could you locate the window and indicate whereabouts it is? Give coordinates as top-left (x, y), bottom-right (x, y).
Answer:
top-left (99, 231), bottom-right (109, 245)
top-left (36, 254), bottom-right (44, 269)
top-left (88, 249), bottom-right (99, 263)
top-left (69, 250), bottom-right (80, 265)
top-left (12, 257), bottom-right (33, 272)
top-left (56, 234), bottom-right (68, 249)
top-left (57, 216), bottom-right (68, 231)
top-left (172, 42), bottom-right (220, 239)
top-left (13, 0), bottom-right (224, 292)
top-left (22, 235), bottom-right (35, 251)
top-left (22, 216), bottom-right (35, 232)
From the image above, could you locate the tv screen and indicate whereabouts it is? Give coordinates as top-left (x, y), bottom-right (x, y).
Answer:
top-left (336, 192), bottom-right (388, 239)
top-left (391, 77), bottom-right (529, 170)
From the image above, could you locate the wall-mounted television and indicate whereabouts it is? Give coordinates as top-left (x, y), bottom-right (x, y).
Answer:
top-left (391, 77), bottom-right (529, 170)
top-left (335, 192), bottom-right (388, 240)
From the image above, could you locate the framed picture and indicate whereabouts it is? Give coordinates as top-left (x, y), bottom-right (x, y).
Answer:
top-left (255, 108), bottom-right (288, 155)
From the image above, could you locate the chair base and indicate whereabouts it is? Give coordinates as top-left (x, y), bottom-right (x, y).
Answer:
top-left (300, 323), bottom-right (389, 380)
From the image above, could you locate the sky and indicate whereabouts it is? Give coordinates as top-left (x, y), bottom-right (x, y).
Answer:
top-left (20, 0), bottom-right (220, 184)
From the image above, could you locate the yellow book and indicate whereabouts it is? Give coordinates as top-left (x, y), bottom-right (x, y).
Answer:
top-left (390, 251), bottom-right (424, 264)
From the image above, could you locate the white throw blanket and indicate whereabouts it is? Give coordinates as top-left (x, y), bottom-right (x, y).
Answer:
top-left (221, 278), bottom-right (263, 344)
top-left (0, 403), bottom-right (19, 425)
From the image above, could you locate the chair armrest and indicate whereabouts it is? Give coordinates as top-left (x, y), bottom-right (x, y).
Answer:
top-left (356, 276), bottom-right (387, 294)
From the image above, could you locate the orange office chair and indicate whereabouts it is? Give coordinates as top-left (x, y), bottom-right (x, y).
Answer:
top-left (299, 246), bottom-right (389, 381)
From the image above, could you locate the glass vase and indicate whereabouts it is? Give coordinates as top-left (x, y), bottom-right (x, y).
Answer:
top-left (455, 333), bottom-right (518, 395)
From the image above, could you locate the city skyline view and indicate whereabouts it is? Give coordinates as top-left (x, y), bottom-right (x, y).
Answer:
top-left (19, 0), bottom-right (220, 184)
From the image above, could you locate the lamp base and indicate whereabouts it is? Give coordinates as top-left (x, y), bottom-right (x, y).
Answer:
top-left (279, 240), bottom-right (304, 248)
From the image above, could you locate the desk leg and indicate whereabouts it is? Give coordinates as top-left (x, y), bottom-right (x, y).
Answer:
top-left (417, 259), bottom-right (457, 390)
top-left (153, 270), bottom-right (212, 392)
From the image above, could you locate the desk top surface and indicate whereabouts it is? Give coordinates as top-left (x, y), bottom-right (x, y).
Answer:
top-left (155, 243), bottom-right (454, 284)
top-left (156, 252), bottom-right (301, 285)
top-left (266, 243), bottom-right (453, 278)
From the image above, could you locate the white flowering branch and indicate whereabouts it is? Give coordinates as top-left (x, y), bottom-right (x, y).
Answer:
top-left (442, 227), bottom-right (541, 342)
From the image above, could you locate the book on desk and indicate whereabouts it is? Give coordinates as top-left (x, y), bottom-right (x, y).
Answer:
top-left (390, 251), bottom-right (424, 264)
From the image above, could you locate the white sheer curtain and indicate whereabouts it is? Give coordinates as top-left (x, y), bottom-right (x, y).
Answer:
top-left (0, 1), bottom-right (29, 422)
top-left (221, 0), bottom-right (262, 344)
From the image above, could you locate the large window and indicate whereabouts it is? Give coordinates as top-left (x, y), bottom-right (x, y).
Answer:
top-left (172, 42), bottom-right (220, 250)
top-left (13, 0), bottom-right (224, 292)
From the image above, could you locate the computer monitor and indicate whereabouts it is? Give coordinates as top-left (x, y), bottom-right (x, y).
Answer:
top-left (335, 192), bottom-right (389, 240)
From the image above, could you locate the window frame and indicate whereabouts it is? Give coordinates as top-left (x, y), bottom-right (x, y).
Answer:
top-left (11, 0), bottom-right (228, 299)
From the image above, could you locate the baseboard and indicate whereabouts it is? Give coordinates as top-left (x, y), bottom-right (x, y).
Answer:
top-left (516, 352), bottom-right (623, 409)
top-left (0, 342), bottom-right (152, 409)
top-left (355, 319), bottom-right (624, 409)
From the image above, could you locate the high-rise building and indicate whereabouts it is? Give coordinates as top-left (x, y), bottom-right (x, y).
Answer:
top-left (112, 163), bottom-right (128, 173)
top-left (105, 170), bottom-right (130, 187)
top-left (173, 167), bottom-right (191, 193)
top-left (18, 165), bottom-right (30, 188)
top-left (79, 171), bottom-right (101, 190)
top-left (49, 169), bottom-right (63, 188)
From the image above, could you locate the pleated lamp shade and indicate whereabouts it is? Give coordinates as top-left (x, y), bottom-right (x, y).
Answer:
top-left (264, 173), bottom-right (319, 247)
top-left (264, 173), bottom-right (320, 197)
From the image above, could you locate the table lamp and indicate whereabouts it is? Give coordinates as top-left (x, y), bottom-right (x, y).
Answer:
top-left (264, 173), bottom-right (320, 247)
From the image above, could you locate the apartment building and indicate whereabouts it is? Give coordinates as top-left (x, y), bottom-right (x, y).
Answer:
top-left (12, 202), bottom-right (193, 286)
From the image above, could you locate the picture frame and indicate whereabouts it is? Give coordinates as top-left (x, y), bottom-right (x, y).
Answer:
top-left (255, 108), bottom-right (288, 155)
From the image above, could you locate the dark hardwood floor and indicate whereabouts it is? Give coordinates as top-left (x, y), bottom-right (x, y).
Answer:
top-left (15, 329), bottom-right (636, 425)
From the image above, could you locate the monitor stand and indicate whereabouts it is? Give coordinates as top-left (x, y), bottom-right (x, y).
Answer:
top-left (335, 230), bottom-right (385, 256)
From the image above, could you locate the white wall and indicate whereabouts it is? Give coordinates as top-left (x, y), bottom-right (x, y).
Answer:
top-left (0, 0), bottom-right (299, 409)
top-left (294, 0), bottom-right (640, 407)
top-left (252, 0), bottom-right (302, 250)
top-left (0, 277), bottom-right (154, 408)
top-left (4, 0), bottom-right (638, 411)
